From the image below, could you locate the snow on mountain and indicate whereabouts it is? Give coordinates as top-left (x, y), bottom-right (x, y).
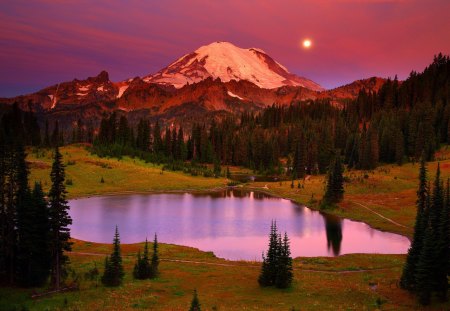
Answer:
top-left (144, 41), bottom-right (324, 91)
top-left (227, 90), bottom-right (244, 100)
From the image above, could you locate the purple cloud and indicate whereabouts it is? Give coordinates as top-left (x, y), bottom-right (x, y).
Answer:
top-left (1, 0), bottom-right (449, 97)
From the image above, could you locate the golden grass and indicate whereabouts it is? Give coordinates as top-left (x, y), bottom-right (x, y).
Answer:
top-left (3, 240), bottom-right (449, 310)
top-left (248, 156), bottom-right (450, 238)
top-left (27, 145), bottom-right (227, 199)
top-left (6, 145), bottom-right (448, 309)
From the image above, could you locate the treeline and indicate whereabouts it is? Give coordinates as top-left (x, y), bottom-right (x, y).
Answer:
top-left (85, 54), bottom-right (450, 176)
top-left (0, 106), bottom-right (72, 288)
top-left (2, 54), bottom-right (449, 177)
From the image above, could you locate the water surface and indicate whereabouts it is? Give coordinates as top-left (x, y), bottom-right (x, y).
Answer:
top-left (69, 190), bottom-right (409, 260)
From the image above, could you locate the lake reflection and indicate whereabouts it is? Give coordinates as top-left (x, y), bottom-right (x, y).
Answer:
top-left (69, 190), bottom-right (410, 260)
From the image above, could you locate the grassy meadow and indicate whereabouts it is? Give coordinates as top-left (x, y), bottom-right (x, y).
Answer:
top-left (249, 148), bottom-right (450, 238)
top-left (26, 145), bottom-right (227, 199)
top-left (4, 240), bottom-right (449, 310)
top-left (2, 144), bottom-right (450, 310)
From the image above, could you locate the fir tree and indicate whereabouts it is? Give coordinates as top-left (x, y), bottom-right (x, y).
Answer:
top-left (133, 250), bottom-right (142, 279)
top-left (102, 226), bottom-right (124, 286)
top-left (322, 154), bottom-right (344, 207)
top-left (30, 183), bottom-right (52, 285)
top-left (189, 289), bottom-right (201, 311)
top-left (435, 178), bottom-right (450, 301)
top-left (213, 156), bottom-right (221, 177)
top-left (15, 142), bottom-right (34, 286)
top-left (400, 157), bottom-right (429, 290)
top-left (258, 221), bottom-right (293, 288)
top-left (133, 239), bottom-right (151, 280)
top-left (44, 119), bottom-right (50, 147)
top-left (275, 232), bottom-right (293, 288)
top-left (17, 182), bottom-right (51, 287)
top-left (258, 252), bottom-right (271, 286)
top-left (415, 223), bottom-right (436, 305)
top-left (48, 146), bottom-right (72, 289)
top-left (150, 233), bottom-right (159, 278)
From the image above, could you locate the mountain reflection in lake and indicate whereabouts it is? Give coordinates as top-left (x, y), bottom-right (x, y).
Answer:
top-left (68, 190), bottom-right (409, 261)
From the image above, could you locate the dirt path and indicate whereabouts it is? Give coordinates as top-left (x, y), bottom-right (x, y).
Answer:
top-left (349, 201), bottom-right (410, 229)
top-left (69, 251), bottom-right (401, 274)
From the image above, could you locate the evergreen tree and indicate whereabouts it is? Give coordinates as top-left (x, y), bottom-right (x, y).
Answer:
top-left (16, 182), bottom-right (51, 287)
top-left (31, 183), bottom-right (52, 285)
top-left (258, 221), bottom-right (293, 288)
top-left (435, 178), bottom-right (450, 301)
top-left (133, 239), bottom-right (151, 280)
top-left (44, 119), bottom-right (50, 147)
top-left (258, 252), bottom-right (271, 287)
top-left (14, 142), bottom-right (33, 286)
top-left (415, 223), bottom-right (436, 305)
top-left (322, 154), bottom-right (344, 207)
top-left (102, 226), bottom-right (124, 286)
top-left (275, 232), bottom-right (293, 288)
top-left (153, 121), bottom-right (163, 154)
top-left (51, 121), bottom-right (59, 147)
top-left (150, 233), bottom-right (159, 278)
top-left (213, 156), bottom-right (221, 177)
top-left (189, 289), bottom-right (201, 311)
top-left (400, 157), bottom-right (429, 290)
top-left (48, 146), bottom-right (72, 289)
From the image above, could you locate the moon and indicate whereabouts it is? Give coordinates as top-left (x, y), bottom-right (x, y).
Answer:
top-left (302, 39), bottom-right (312, 49)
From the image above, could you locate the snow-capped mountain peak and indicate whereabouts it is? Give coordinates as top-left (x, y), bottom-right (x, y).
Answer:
top-left (144, 41), bottom-right (324, 91)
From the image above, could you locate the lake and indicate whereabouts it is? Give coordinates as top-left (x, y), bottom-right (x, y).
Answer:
top-left (69, 190), bottom-right (410, 260)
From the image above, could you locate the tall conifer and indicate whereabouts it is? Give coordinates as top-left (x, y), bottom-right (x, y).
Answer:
top-left (102, 226), bottom-right (124, 286)
top-left (48, 146), bottom-right (72, 289)
top-left (400, 157), bottom-right (428, 290)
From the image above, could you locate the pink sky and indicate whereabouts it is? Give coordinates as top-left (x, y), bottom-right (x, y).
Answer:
top-left (1, 0), bottom-right (449, 97)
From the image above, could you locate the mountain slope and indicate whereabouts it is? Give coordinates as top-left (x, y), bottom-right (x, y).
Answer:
top-left (144, 41), bottom-right (324, 91)
top-left (0, 42), bottom-right (389, 130)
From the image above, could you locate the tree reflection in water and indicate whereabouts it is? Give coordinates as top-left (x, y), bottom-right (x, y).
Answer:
top-left (323, 214), bottom-right (343, 256)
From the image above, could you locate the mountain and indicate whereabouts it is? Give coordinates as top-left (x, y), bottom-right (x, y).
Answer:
top-left (144, 41), bottom-right (324, 91)
top-left (0, 42), bottom-right (388, 130)
top-left (324, 77), bottom-right (387, 99)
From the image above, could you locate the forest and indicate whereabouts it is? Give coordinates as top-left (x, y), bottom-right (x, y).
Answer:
top-left (1, 54), bottom-right (449, 178)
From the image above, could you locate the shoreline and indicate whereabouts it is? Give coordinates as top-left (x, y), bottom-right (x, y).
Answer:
top-left (67, 185), bottom-right (412, 259)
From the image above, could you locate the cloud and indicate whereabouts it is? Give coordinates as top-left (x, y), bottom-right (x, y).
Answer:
top-left (0, 0), bottom-right (449, 96)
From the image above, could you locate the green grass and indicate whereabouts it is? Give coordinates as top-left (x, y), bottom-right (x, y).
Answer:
top-left (247, 155), bottom-right (450, 238)
top-left (2, 240), bottom-right (449, 310)
top-left (5, 145), bottom-right (448, 309)
top-left (27, 145), bottom-right (227, 199)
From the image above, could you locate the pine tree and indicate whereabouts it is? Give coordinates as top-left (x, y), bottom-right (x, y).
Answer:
top-left (133, 239), bottom-right (151, 280)
top-left (400, 157), bottom-right (429, 290)
top-left (150, 233), bottom-right (159, 278)
top-left (51, 121), bottom-right (59, 147)
top-left (213, 156), bottom-right (221, 177)
top-left (15, 142), bottom-right (34, 286)
top-left (435, 178), bottom-right (449, 300)
top-left (102, 226), bottom-right (124, 286)
top-left (189, 289), bottom-right (201, 311)
top-left (258, 221), bottom-right (293, 288)
top-left (322, 154), bottom-right (344, 207)
top-left (31, 183), bottom-right (52, 285)
top-left (133, 250), bottom-right (142, 279)
top-left (258, 252), bottom-right (271, 286)
top-left (275, 232), bottom-right (293, 288)
top-left (415, 223), bottom-right (436, 305)
top-left (48, 146), bottom-right (72, 289)
top-left (17, 182), bottom-right (51, 287)
top-left (44, 119), bottom-right (50, 147)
